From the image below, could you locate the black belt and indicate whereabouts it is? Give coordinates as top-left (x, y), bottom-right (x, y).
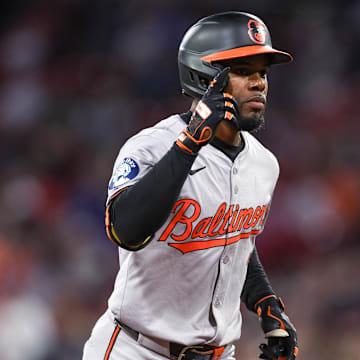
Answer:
top-left (115, 319), bottom-right (225, 360)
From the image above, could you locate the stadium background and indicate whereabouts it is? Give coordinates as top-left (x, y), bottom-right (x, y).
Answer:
top-left (0, 0), bottom-right (359, 359)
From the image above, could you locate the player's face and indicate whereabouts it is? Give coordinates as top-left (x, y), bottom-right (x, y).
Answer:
top-left (222, 54), bottom-right (270, 132)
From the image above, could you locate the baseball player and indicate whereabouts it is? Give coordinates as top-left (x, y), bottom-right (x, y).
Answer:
top-left (83, 12), bottom-right (298, 360)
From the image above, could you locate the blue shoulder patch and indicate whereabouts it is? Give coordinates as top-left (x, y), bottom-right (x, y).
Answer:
top-left (108, 158), bottom-right (139, 190)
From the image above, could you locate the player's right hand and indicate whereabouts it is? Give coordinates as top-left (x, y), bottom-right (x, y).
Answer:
top-left (176, 67), bottom-right (239, 154)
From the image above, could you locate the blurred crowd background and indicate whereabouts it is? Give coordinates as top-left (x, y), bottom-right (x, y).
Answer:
top-left (0, 0), bottom-right (359, 359)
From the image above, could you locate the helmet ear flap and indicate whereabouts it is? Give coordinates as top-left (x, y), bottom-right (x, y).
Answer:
top-left (188, 70), bottom-right (208, 91)
top-left (192, 72), bottom-right (209, 91)
top-left (181, 73), bottom-right (208, 97)
top-left (179, 65), bottom-right (215, 98)
top-left (181, 69), bottom-right (207, 97)
top-left (179, 56), bottom-right (223, 98)
top-left (182, 70), bottom-right (220, 97)
top-left (180, 69), bottom-right (203, 98)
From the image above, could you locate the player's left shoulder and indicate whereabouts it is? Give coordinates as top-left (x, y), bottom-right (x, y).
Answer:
top-left (242, 132), bottom-right (280, 174)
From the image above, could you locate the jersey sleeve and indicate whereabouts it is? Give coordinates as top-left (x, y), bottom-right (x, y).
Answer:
top-left (106, 133), bottom-right (168, 204)
top-left (105, 123), bottom-right (198, 251)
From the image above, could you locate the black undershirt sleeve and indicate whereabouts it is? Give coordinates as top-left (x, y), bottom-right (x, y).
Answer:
top-left (241, 247), bottom-right (275, 312)
top-left (109, 143), bottom-right (196, 250)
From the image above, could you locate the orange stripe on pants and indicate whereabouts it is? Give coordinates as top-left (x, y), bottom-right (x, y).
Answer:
top-left (104, 325), bottom-right (121, 360)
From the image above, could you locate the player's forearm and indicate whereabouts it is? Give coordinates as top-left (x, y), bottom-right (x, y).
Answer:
top-left (241, 247), bottom-right (275, 312)
top-left (107, 144), bottom-right (197, 250)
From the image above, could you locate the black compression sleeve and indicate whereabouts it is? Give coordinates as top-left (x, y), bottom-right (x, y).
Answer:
top-left (109, 143), bottom-right (196, 250)
top-left (241, 247), bottom-right (275, 312)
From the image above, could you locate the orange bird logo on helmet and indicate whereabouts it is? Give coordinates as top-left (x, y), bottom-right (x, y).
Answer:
top-left (247, 19), bottom-right (267, 44)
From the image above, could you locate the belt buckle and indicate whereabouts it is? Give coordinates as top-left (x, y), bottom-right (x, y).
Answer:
top-left (178, 345), bottom-right (208, 360)
top-left (177, 345), bottom-right (222, 360)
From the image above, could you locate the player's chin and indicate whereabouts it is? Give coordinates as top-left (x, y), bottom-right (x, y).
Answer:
top-left (237, 113), bottom-right (265, 132)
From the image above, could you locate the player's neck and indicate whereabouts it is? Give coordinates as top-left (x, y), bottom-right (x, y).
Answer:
top-left (189, 100), bottom-right (242, 147)
top-left (215, 121), bottom-right (242, 146)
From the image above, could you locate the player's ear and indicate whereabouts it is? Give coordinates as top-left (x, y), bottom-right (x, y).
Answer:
top-left (199, 77), bottom-right (209, 88)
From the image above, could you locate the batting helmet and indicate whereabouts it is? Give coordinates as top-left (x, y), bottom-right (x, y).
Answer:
top-left (178, 12), bottom-right (293, 98)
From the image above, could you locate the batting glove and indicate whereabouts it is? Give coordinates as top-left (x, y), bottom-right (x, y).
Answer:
top-left (176, 67), bottom-right (239, 154)
top-left (255, 295), bottom-right (299, 360)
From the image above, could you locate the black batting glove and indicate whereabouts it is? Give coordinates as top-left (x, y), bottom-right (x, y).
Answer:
top-left (255, 295), bottom-right (299, 360)
top-left (176, 67), bottom-right (239, 154)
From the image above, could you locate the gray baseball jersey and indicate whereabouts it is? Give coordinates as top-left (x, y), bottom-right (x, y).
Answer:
top-left (106, 114), bottom-right (279, 347)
